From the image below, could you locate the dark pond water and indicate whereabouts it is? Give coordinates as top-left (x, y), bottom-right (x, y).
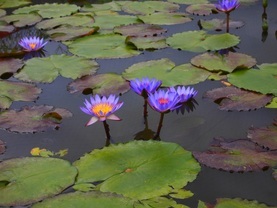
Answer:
top-left (0, 0), bottom-right (277, 207)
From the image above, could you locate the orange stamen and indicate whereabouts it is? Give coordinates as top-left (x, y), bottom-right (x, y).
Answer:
top-left (29, 43), bottom-right (37, 49)
top-left (158, 98), bottom-right (169, 104)
top-left (91, 103), bottom-right (113, 116)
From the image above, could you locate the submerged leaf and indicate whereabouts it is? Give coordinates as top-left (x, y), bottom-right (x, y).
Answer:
top-left (203, 86), bottom-right (273, 111)
top-left (193, 138), bottom-right (277, 172)
top-left (74, 140), bottom-right (200, 200)
top-left (0, 105), bottom-right (72, 133)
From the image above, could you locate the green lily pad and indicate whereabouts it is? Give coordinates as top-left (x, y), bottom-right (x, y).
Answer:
top-left (122, 58), bottom-right (211, 87)
top-left (0, 80), bottom-right (41, 109)
top-left (0, 105), bottom-right (72, 133)
top-left (68, 73), bottom-right (130, 96)
top-left (126, 36), bottom-right (168, 50)
top-left (46, 25), bottom-right (99, 42)
top-left (0, 139), bottom-right (5, 154)
top-left (0, 157), bottom-right (77, 206)
top-left (168, 0), bottom-right (209, 4)
top-left (191, 52), bottom-right (256, 73)
top-left (167, 31), bottom-right (240, 52)
top-left (0, 22), bottom-right (14, 34)
top-left (193, 138), bottom-right (277, 172)
top-left (81, 2), bottom-right (121, 12)
top-left (199, 18), bottom-right (244, 31)
top-left (248, 119), bottom-right (277, 150)
top-left (0, 9), bottom-right (6, 17)
top-left (121, 1), bottom-right (179, 15)
top-left (227, 64), bottom-right (277, 96)
top-left (0, 13), bottom-right (42, 27)
top-left (138, 12), bottom-right (192, 25)
top-left (203, 86), bottom-right (273, 111)
top-left (186, 4), bottom-right (216, 16)
top-left (36, 14), bottom-right (94, 30)
top-left (266, 97), bottom-right (277, 108)
top-left (114, 23), bottom-right (167, 37)
top-left (15, 55), bottom-right (98, 83)
top-left (137, 196), bottom-right (189, 208)
top-left (0, 0), bottom-right (31, 8)
top-left (0, 58), bottom-right (23, 77)
top-left (74, 140), bottom-right (200, 200)
top-left (66, 34), bottom-right (140, 59)
top-left (13, 3), bottom-right (80, 18)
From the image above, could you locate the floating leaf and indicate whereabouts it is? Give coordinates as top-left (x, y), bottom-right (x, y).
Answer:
top-left (0, 9), bottom-right (6, 17)
top-left (203, 86), bottom-right (273, 111)
top-left (266, 97), bottom-right (277, 108)
top-left (68, 73), bottom-right (130, 96)
top-left (227, 64), bottom-right (277, 96)
top-left (114, 23), bottom-right (166, 37)
top-left (0, 21), bottom-right (15, 34)
top-left (66, 34), bottom-right (140, 59)
top-left (0, 80), bottom-right (41, 109)
top-left (191, 52), bottom-right (256, 73)
top-left (137, 196), bottom-right (188, 208)
top-left (81, 2), bottom-right (121, 12)
top-left (126, 36), bottom-right (167, 50)
top-left (199, 18), bottom-right (244, 31)
top-left (193, 138), bottom-right (277, 172)
top-left (15, 55), bottom-right (98, 83)
top-left (0, 0), bottom-right (31, 8)
top-left (138, 12), bottom-right (192, 25)
top-left (74, 140), bottom-right (200, 200)
top-left (0, 139), bottom-right (5, 154)
top-left (0, 58), bottom-right (23, 78)
top-left (121, 1), bottom-right (179, 15)
top-left (168, 0), bottom-right (209, 4)
top-left (186, 4), bottom-right (216, 16)
top-left (0, 157), bottom-right (77, 206)
top-left (122, 58), bottom-right (210, 87)
top-left (1, 13), bottom-right (42, 27)
top-left (167, 31), bottom-right (240, 52)
top-left (13, 3), bottom-right (80, 18)
top-left (248, 120), bottom-right (277, 150)
top-left (0, 105), bottom-right (72, 133)
top-left (32, 191), bottom-right (135, 208)
top-left (73, 183), bottom-right (96, 192)
top-left (169, 189), bottom-right (194, 199)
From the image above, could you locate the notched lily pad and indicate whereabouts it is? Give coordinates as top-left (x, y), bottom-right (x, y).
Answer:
top-left (0, 157), bottom-right (77, 206)
top-left (68, 73), bottom-right (130, 96)
top-left (186, 4), bottom-right (216, 16)
top-left (0, 58), bottom-right (23, 78)
top-left (199, 18), bottom-right (244, 31)
top-left (138, 12), bottom-right (192, 25)
top-left (15, 55), bottom-right (98, 83)
top-left (248, 119), bottom-right (277, 150)
top-left (0, 0), bottom-right (31, 9)
top-left (0, 13), bottom-right (42, 27)
top-left (74, 140), bottom-right (200, 200)
top-left (203, 86), bottom-right (273, 111)
top-left (0, 80), bottom-right (41, 109)
top-left (193, 137), bottom-right (277, 172)
top-left (0, 139), bottom-right (5, 154)
top-left (0, 105), bottom-right (72, 133)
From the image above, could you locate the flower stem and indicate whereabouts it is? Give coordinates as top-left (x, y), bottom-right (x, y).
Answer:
top-left (154, 112), bottom-right (164, 140)
top-left (143, 98), bottom-right (148, 120)
top-left (226, 12), bottom-right (230, 33)
top-left (103, 120), bottom-right (111, 146)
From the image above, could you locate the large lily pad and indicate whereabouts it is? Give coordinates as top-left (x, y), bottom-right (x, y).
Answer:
top-left (0, 13), bottom-right (42, 27)
top-left (122, 58), bottom-right (211, 86)
top-left (74, 140), bottom-right (200, 200)
top-left (68, 73), bottom-right (130, 96)
top-left (199, 18), bottom-right (244, 31)
top-left (15, 55), bottom-right (98, 83)
top-left (191, 52), bottom-right (256, 73)
top-left (0, 157), bottom-right (77, 206)
top-left (186, 4), bottom-right (216, 16)
top-left (203, 86), bottom-right (273, 111)
top-left (167, 31), bottom-right (240, 52)
top-left (138, 12), bottom-right (192, 25)
top-left (0, 105), bottom-right (72, 133)
top-left (193, 138), bottom-right (277, 172)
top-left (13, 3), bottom-right (80, 18)
top-left (228, 64), bottom-right (277, 96)
top-left (247, 119), bottom-right (277, 150)
top-left (0, 58), bottom-right (23, 78)
top-left (66, 34), bottom-right (140, 59)
top-left (0, 80), bottom-right (41, 109)
top-left (121, 1), bottom-right (179, 15)
top-left (0, 0), bottom-right (31, 8)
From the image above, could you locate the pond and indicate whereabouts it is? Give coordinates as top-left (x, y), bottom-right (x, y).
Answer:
top-left (0, 0), bottom-right (276, 207)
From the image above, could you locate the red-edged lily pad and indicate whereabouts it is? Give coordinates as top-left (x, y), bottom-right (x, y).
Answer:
top-left (0, 58), bottom-right (23, 78)
top-left (193, 138), bottom-right (277, 172)
top-left (0, 139), bottom-right (5, 154)
top-left (0, 105), bottom-right (72, 133)
top-left (203, 86), bottom-right (273, 111)
top-left (248, 118), bottom-right (277, 150)
top-left (186, 4), bottom-right (216, 16)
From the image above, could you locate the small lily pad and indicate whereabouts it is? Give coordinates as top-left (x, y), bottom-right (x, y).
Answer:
top-left (0, 105), bottom-right (72, 133)
top-left (0, 157), bottom-right (77, 206)
top-left (126, 36), bottom-right (168, 50)
top-left (138, 12), bottom-right (192, 25)
top-left (15, 55), bottom-right (99, 83)
top-left (0, 21), bottom-right (15, 34)
top-left (203, 86), bottom-right (273, 111)
top-left (0, 0), bottom-right (31, 8)
top-left (199, 18), bottom-right (244, 31)
top-left (0, 80), bottom-right (41, 109)
top-left (167, 31), bottom-right (240, 52)
top-left (186, 4), bottom-right (216, 16)
top-left (13, 3), bottom-right (80, 18)
top-left (193, 138), bottom-right (277, 172)
top-left (1, 13), bottom-right (42, 27)
top-left (68, 73), bottom-right (130, 96)
top-left (74, 140), bottom-right (200, 200)
top-left (248, 119), bottom-right (277, 150)
top-left (0, 139), bottom-right (5, 154)
top-left (0, 58), bottom-right (23, 78)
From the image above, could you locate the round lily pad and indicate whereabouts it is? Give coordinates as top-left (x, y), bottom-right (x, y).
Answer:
top-left (74, 140), bottom-right (200, 200)
top-left (0, 0), bottom-right (31, 8)
top-left (186, 4), bottom-right (216, 16)
top-left (0, 157), bottom-right (77, 206)
top-left (1, 13), bottom-right (42, 27)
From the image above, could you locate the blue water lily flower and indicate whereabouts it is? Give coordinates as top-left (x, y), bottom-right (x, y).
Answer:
top-left (216, 0), bottom-right (240, 13)
top-left (19, 36), bottom-right (48, 52)
top-left (169, 86), bottom-right (198, 103)
top-left (130, 77), bottom-right (162, 97)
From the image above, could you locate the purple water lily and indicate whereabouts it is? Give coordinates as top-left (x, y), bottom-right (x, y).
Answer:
top-left (169, 86), bottom-right (198, 103)
top-left (130, 77), bottom-right (162, 97)
top-left (216, 0), bottom-right (240, 13)
top-left (19, 36), bottom-right (48, 52)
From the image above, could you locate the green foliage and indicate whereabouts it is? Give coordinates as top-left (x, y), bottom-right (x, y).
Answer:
top-left (138, 12), bottom-right (192, 25)
top-left (1, 13), bottom-right (42, 27)
top-left (0, 0), bottom-right (31, 8)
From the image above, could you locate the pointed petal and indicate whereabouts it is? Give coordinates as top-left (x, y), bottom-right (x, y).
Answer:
top-left (107, 114), bottom-right (121, 121)
top-left (86, 117), bottom-right (99, 126)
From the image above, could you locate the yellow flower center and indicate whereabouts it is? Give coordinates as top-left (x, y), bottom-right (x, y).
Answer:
top-left (158, 98), bottom-right (169, 104)
top-left (91, 103), bottom-right (113, 117)
top-left (29, 43), bottom-right (37, 49)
